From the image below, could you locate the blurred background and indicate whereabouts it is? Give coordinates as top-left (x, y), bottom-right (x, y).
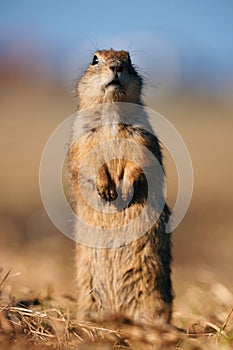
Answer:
top-left (0, 0), bottom-right (233, 301)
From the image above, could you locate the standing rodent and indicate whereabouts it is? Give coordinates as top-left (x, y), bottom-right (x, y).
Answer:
top-left (68, 49), bottom-right (173, 323)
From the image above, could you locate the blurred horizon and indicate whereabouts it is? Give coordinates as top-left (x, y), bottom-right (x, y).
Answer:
top-left (1, 0), bottom-right (233, 97)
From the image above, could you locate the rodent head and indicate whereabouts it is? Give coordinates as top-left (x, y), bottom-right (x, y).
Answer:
top-left (77, 49), bottom-right (143, 109)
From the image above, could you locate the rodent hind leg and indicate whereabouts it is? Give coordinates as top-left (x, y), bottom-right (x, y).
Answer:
top-left (96, 163), bottom-right (118, 202)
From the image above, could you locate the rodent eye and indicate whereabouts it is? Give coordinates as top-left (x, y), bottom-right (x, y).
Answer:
top-left (91, 55), bottom-right (99, 65)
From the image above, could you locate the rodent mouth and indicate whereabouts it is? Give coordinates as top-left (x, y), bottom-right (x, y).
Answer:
top-left (106, 77), bottom-right (123, 88)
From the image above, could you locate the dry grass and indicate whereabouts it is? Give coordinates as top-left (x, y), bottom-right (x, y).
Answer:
top-left (1, 269), bottom-right (233, 350)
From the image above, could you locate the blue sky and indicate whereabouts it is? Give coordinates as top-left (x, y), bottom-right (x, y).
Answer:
top-left (1, 0), bottom-right (233, 91)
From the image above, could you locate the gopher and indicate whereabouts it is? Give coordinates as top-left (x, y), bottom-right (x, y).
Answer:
top-left (68, 49), bottom-right (173, 323)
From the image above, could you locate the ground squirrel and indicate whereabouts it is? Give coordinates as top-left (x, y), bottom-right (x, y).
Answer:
top-left (68, 49), bottom-right (173, 323)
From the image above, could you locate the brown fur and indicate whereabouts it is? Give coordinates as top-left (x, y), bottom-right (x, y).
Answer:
top-left (68, 49), bottom-right (173, 323)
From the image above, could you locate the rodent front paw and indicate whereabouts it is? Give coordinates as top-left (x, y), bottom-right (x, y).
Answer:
top-left (97, 182), bottom-right (118, 202)
top-left (96, 165), bottom-right (117, 202)
top-left (120, 179), bottom-right (134, 202)
top-left (95, 160), bottom-right (141, 205)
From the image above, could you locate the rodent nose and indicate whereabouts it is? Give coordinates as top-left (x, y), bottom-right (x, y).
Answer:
top-left (110, 63), bottom-right (124, 73)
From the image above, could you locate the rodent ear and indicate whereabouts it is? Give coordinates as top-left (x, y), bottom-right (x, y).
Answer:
top-left (91, 55), bottom-right (99, 66)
